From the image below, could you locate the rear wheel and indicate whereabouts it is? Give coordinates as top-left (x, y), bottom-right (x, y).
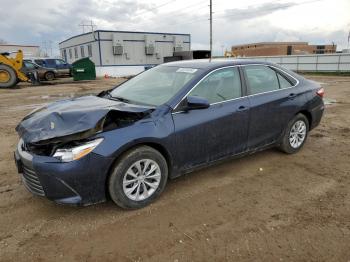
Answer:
top-left (108, 146), bottom-right (168, 209)
top-left (0, 64), bottom-right (17, 88)
top-left (279, 113), bottom-right (309, 154)
top-left (44, 71), bottom-right (55, 81)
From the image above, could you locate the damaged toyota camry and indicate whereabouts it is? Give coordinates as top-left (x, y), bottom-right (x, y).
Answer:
top-left (14, 60), bottom-right (324, 209)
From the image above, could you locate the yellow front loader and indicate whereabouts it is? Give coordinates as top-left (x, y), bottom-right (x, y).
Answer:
top-left (0, 50), bottom-right (29, 88)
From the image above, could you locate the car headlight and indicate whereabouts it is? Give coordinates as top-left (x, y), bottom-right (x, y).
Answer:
top-left (53, 138), bottom-right (103, 162)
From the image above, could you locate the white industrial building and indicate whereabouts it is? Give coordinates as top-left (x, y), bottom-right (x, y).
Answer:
top-left (59, 30), bottom-right (191, 77)
top-left (0, 44), bottom-right (40, 57)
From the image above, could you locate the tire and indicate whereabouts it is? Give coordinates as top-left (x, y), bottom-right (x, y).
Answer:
top-left (0, 64), bottom-right (17, 88)
top-left (279, 113), bottom-right (309, 154)
top-left (108, 146), bottom-right (168, 209)
top-left (44, 71), bottom-right (55, 81)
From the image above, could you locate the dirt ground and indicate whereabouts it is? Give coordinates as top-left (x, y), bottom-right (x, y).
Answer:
top-left (0, 75), bottom-right (349, 262)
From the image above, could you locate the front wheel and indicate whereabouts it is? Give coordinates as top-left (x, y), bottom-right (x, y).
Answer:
top-left (279, 114), bottom-right (309, 154)
top-left (108, 146), bottom-right (168, 209)
top-left (0, 64), bottom-right (17, 88)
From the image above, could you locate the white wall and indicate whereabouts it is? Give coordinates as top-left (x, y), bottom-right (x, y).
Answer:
top-left (235, 53), bottom-right (350, 72)
top-left (59, 32), bottom-right (100, 65)
top-left (0, 45), bottom-right (40, 57)
top-left (59, 30), bottom-right (191, 67)
top-left (95, 66), bottom-right (146, 77)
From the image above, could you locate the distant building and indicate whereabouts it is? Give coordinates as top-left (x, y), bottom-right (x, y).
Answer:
top-left (231, 42), bottom-right (337, 57)
top-left (0, 44), bottom-right (40, 57)
top-left (59, 30), bottom-right (191, 77)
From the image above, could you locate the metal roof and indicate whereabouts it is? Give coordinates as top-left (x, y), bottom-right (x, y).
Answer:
top-left (59, 30), bottom-right (191, 45)
top-left (231, 42), bottom-right (309, 48)
top-left (0, 44), bottom-right (39, 47)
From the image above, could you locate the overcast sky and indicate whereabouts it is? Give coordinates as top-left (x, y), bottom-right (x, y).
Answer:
top-left (0, 0), bottom-right (349, 55)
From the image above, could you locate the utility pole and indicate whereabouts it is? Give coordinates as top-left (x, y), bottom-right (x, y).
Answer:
top-left (79, 21), bottom-right (86, 33)
top-left (209, 0), bottom-right (212, 60)
top-left (79, 20), bottom-right (96, 33)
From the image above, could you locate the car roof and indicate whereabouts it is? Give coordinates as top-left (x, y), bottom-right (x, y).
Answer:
top-left (162, 59), bottom-right (275, 70)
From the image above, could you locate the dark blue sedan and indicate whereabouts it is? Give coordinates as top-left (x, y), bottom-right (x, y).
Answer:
top-left (14, 60), bottom-right (324, 209)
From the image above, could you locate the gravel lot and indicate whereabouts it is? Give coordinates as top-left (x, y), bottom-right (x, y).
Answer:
top-left (0, 75), bottom-right (349, 261)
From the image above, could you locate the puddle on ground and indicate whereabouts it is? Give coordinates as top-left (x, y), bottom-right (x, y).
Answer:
top-left (315, 81), bottom-right (327, 85)
top-left (27, 93), bottom-right (75, 100)
top-left (323, 98), bottom-right (337, 105)
top-left (3, 103), bottom-right (47, 112)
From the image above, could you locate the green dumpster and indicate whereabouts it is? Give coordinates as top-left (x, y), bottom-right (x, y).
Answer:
top-left (72, 58), bottom-right (96, 81)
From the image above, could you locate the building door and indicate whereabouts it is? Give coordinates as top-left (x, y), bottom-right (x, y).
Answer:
top-left (287, 46), bottom-right (292, 55)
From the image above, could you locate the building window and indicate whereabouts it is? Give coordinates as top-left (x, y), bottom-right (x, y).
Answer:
top-left (87, 44), bottom-right (92, 57)
top-left (74, 47), bottom-right (78, 58)
top-left (69, 49), bottom-right (72, 59)
top-left (80, 46), bottom-right (85, 58)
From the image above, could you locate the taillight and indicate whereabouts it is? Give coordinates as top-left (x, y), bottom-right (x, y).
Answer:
top-left (316, 87), bottom-right (325, 98)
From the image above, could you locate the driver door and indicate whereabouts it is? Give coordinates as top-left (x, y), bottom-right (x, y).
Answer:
top-left (171, 67), bottom-right (250, 171)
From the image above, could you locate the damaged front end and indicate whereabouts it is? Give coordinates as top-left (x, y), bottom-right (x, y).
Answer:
top-left (16, 95), bottom-right (154, 158)
top-left (14, 94), bottom-right (156, 205)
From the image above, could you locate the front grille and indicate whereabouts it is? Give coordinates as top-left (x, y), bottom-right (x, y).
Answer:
top-left (22, 165), bottom-right (45, 196)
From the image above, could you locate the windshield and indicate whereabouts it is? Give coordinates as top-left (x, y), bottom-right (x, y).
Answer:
top-left (110, 65), bottom-right (200, 106)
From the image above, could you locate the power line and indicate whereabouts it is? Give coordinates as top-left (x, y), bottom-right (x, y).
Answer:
top-left (133, 0), bottom-right (176, 17)
top-left (161, 0), bottom-right (208, 16)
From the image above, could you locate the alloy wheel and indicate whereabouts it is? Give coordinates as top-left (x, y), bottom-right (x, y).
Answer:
top-left (122, 159), bottom-right (161, 201)
top-left (289, 120), bottom-right (307, 148)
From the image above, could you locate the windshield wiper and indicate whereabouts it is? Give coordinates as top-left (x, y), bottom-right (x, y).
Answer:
top-left (110, 96), bottom-right (131, 103)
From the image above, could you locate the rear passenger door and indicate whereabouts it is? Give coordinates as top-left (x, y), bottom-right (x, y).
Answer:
top-left (242, 65), bottom-right (300, 150)
top-left (55, 59), bottom-right (70, 74)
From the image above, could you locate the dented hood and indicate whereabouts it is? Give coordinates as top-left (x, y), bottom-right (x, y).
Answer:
top-left (16, 95), bottom-right (153, 144)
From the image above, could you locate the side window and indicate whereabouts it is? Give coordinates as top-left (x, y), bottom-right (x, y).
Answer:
top-left (55, 59), bottom-right (65, 65)
top-left (87, 44), bottom-right (92, 57)
top-left (74, 47), bottom-right (78, 59)
top-left (69, 49), bottom-right (72, 59)
top-left (46, 59), bottom-right (55, 66)
top-left (24, 62), bottom-right (35, 69)
top-left (277, 72), bottom-right (293, 89)
top-left (244, 65), bottom-right (279, 95)
top-left (80, 46), bottom-right (85, 58)
top-left (189, 67), bottom-right (241, 104)
top-left (34, 60), bottom-right (44, 66)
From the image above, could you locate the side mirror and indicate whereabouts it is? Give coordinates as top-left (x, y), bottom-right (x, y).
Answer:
top-left (186, 96), bottom-right (210, 110)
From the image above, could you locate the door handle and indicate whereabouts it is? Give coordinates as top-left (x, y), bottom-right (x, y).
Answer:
top-left (288, 93), bottom-right (297, 99)
top-left (237, 105), bottom-right (248, 111)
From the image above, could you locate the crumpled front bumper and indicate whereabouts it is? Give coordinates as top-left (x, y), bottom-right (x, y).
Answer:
top-left (14, 139), bottom-right (114, 206)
